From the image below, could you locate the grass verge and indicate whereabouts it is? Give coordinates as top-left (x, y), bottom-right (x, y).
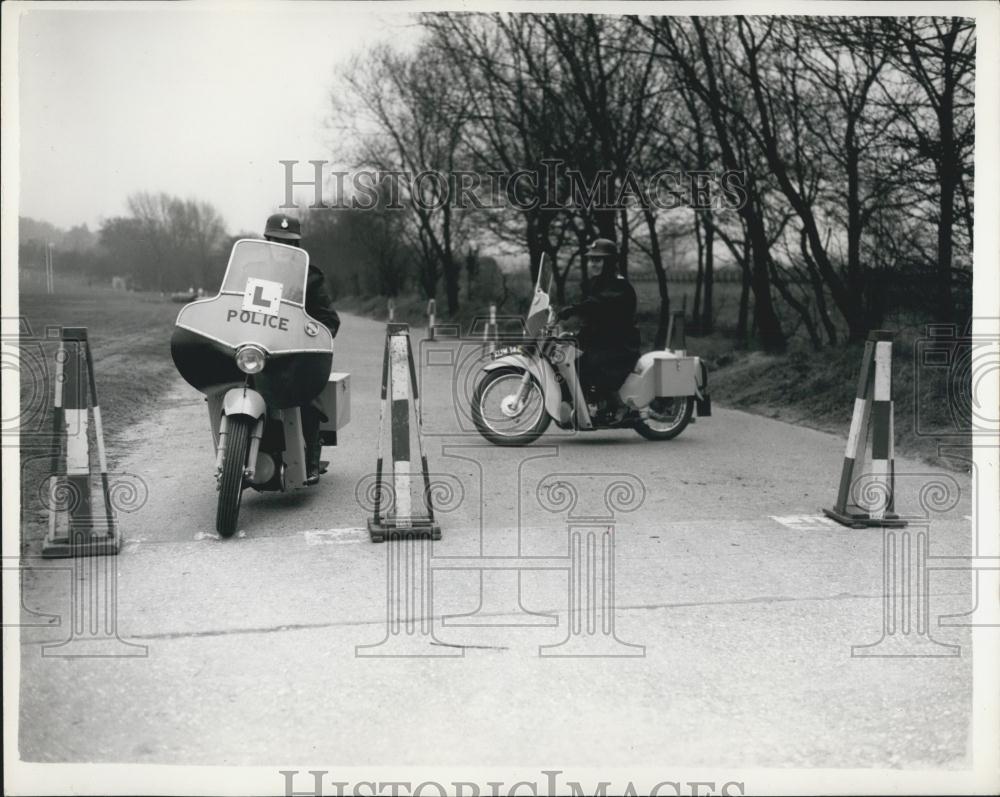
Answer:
top-left (692, 332), bottom-right (970, 470)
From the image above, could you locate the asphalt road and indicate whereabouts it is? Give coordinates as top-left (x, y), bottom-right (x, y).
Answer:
top-left (16, 312), bottom-right (979, 771)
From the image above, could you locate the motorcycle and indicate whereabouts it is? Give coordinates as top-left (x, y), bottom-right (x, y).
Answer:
top-left (170, 238), bottom-right (350, 536)
top-left (471, 255), bottom-right (709, 446)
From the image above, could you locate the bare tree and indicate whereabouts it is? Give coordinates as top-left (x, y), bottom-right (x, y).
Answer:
top-left (641, 16), bottom-right (787, 352)
top-left (877, 16), bottom-right (975, 322)
top-left (337, 42), bottom-right (472, 314)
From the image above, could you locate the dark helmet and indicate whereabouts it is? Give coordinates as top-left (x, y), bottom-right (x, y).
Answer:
top-left (264, 213), bottom-right (301, 241)
top-left (587, 238), bottom-right (618, 259)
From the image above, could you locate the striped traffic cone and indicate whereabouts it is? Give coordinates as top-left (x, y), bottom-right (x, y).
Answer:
top-left (823, 330), bottom-right (906, 528)
top-left (43, 327), bottom-right (122, 558)
top-left (367, 323), bottom-right (441, 542)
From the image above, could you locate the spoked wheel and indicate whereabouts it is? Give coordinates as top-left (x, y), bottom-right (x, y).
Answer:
top-left (472, 367), bottom-right (550, 446)
top-left (216, 415), bottom-right (251, 537)
top-left (634, 396), bottom-right (694, 441)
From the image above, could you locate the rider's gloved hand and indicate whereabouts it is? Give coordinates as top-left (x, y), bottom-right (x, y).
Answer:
top-left (557, 306), bottom-right (575, 321)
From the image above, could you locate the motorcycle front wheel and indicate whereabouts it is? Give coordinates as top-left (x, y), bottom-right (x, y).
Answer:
top-left (634, 396), bottom-right (694, 441)
top-left (472, 367), bottom-right (551, 446)
top-left (216, 414), bottom-right (251, 537)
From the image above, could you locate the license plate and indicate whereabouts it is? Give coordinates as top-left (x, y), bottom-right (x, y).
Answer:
top-left (491, 346), bottom-right (522, 359)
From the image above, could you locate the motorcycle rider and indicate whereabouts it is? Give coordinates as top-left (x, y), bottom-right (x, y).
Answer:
top-left (263, 213), bottom-right (341, 485)
top-left (557, 238), bottom-right (640, 421)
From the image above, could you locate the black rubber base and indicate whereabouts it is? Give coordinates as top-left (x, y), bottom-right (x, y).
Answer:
top-left (822, 507), bottom-right (908, 529)
top-left (368, 516), bottom-right (442, 543)
top-left (42, 526), bottom-right (122, 558)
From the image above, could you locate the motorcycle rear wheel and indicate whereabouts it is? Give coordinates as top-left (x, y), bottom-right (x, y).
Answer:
top-left (634, 397), bottom-right (694, 441)
top-left (216, 414), bottom-right (251, 537)
top-left (472, 366), bottom-right (551, 446)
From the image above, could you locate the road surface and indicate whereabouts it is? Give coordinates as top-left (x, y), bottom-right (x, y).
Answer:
top-left (15, 312), bottom-right (979, 773)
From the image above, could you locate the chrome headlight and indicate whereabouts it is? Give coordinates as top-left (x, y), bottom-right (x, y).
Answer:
top-left (235, 345), bottom-right (266, 374)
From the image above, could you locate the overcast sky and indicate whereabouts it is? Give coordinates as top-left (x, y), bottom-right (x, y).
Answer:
top-left (17, 4), bottom-right (421, 234)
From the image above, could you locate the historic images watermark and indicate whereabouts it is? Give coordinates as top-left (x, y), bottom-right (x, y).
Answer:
top-left (279, 769), bottom-right (747, 796)
top-left (912, 320), bottom-right (1000, 439)
top-left (353, 465), bottom-right (647, 659)
top-left (278, 159), bottom-right (748, 213)
top-left (910, 321), bottom-right (1000, 632)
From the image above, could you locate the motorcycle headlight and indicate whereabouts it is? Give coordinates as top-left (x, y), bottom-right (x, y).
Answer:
top-left (235, 345), bottom-right (266, 374)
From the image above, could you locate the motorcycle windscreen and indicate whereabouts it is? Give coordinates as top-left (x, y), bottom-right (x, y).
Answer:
top-left (220, 238), bottom-right (308, 304)
top-left (171, 239), bottom-right (333, 407)
top-left (525, 254), bottom-right (554, 337)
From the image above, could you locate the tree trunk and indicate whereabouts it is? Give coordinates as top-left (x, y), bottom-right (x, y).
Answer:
top-left (746, 206), bottom-right (785, 352)
top-left (692, 212), bottom-right (704, 330)
top-left (643, 206), bottom-right (671, 349)
top-left (443, 253), bottom-right (460, 316)
top-left (702, 211), bottom-right (714, 334)
top-left (618, 206), bottom-right (630, 277)
top-left (738, 262), bottom-right (750, 346)
top-left (801, 230), bottom-right (837, 346)
top-left (936, 106), bottom-right (956, 322)
top-left (845, 124), bottom-right (866, 338)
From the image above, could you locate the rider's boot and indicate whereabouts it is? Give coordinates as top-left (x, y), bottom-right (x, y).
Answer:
top-left (301, 405), bottom-right (322, 485)
top-left (595, 393), bottom-right (627, 425)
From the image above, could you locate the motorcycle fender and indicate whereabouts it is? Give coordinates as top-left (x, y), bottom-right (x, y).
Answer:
top-left (222, 387), bottom-right (266, 420)
top-left (484, 354), bottom-right (564, 423)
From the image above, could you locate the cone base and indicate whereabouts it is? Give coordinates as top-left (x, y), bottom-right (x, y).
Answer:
top-left (368, 516), bottom-right (441, 543)
top-left (42, 526), bottom-right (122, 558)
top-left (822, 507), bottom-right (908, 529)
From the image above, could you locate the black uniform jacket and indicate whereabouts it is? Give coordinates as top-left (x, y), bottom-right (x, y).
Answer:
top-left (565, 270), bottom-right (640, 353)
top-left (305, 264), bottom-right (341, 338)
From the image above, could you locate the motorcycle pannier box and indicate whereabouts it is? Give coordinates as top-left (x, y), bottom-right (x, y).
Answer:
top-left (318, 372), bottom-right (350, 441)
top-left (654, 354), bottom-right (698, 397)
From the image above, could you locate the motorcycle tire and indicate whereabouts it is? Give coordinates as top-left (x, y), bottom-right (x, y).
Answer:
top-left (216, 414), bottom-right (251, 537)
top-left (471, 367), bottom-right (551, 447)
top-left (634, 397), bottom-right (694, 441)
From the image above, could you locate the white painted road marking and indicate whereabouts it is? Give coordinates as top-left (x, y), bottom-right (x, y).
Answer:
top-left (303, 528), bottom-right (367, 545)
top-left (771, 515), bottom-right (845, 532)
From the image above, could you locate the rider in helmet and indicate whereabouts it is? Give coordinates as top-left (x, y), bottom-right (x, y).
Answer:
top-left (557, 238), bottom-right (641, 419)
top-left (263, 213), bottom-right (341, 485)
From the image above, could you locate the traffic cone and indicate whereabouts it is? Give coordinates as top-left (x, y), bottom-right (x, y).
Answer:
top-left (823, 330), bottom-right (906, 528)
top-left (43, 327), bottom-right (122, 558)
top-left (367, 323), bottom-right (441, 542)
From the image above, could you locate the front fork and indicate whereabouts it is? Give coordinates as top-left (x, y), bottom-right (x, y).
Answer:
top-left (510, 371), bottom-right (533, 414)
top-left (214, 414), bottom-right (266, 484)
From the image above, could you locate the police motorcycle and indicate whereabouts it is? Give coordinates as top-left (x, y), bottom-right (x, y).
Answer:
top-left (471, 255), bottom-right (709, 446)
top-left (171, 239), bottom-right (350, 536)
